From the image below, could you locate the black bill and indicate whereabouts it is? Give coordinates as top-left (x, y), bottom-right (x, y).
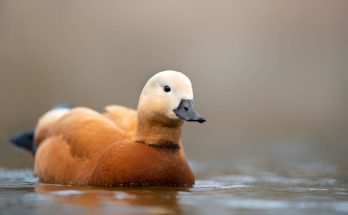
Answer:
top-left (174, 99), bottom-right (206, 123)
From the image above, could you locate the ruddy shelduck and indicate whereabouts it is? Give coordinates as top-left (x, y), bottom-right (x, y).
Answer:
top-left (11, 70), bottom-right (205, 186)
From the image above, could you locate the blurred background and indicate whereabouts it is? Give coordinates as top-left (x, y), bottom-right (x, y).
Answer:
top-left (0, 0), bottom-right (347, 179)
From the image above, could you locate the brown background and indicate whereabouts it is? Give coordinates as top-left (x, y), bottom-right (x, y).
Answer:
top-left (0, 0), bottom-right (347, 177)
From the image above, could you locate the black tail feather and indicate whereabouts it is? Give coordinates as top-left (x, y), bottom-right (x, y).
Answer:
top-left (10, 129), bottom-right (36, 155)
top-left (10, 103), bottom-right (72, 156)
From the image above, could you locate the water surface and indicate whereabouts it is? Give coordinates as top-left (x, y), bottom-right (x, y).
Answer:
top-left (1, 168), bottom-right (347, 215)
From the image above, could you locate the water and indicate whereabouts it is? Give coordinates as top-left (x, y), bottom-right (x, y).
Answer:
top-left (1, 168), bottom-right (347, 215)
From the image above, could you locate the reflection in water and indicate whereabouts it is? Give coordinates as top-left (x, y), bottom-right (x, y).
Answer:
top-left (35, 183), bottom-right (187, 215)
top-left (0, 169), bottom-right (348, 215)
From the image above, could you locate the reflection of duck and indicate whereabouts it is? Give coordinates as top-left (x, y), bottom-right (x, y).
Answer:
top-left (11, 71), bottom-right (205, 186)
top-left (35, 183), bottom-right (186, 214)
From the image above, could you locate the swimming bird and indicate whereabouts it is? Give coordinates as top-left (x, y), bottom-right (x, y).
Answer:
top-left (10, 70), bottom-right (205, 186)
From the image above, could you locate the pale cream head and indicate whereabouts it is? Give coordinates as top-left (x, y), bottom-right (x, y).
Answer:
top-left (138, 70), bottom-right (194, 121)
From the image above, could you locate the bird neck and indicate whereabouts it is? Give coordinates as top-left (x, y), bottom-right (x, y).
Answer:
top-left (134, 112), bottom-right (183, 149)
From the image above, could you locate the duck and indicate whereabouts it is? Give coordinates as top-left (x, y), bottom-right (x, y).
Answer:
top-left (10, 70), bottom-right (206, 186)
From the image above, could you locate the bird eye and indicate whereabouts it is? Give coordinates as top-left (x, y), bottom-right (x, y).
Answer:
top-left (163, 85), bottom-right (171, 92)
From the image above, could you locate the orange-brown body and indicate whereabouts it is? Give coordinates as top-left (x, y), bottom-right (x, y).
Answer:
top-left (34, 106), bottom-right (195, 186)
top-left (30, 71), bottom-right (206, 187)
